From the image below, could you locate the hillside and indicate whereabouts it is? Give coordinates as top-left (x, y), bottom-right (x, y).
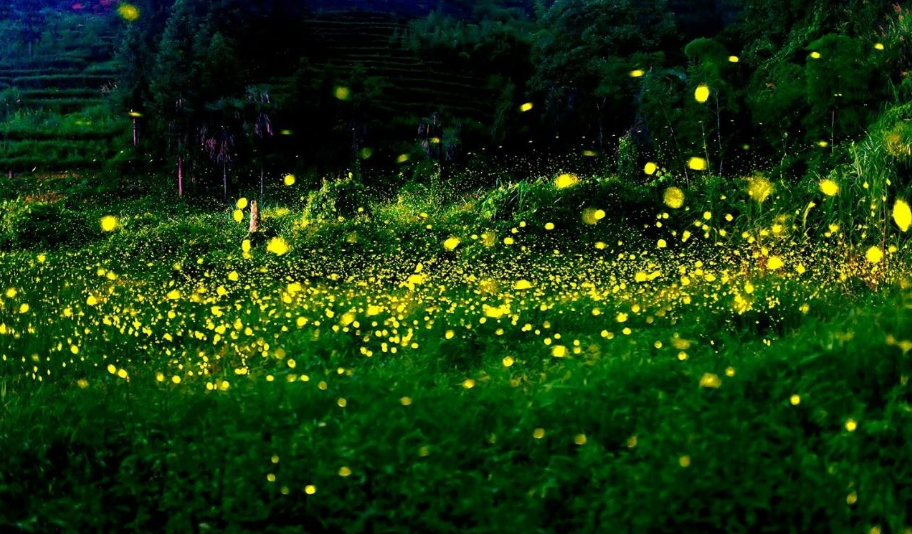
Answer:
top-left (300, 12), bottom-right (497, 122)
top-left (0, 11), bottom-right (124, 172)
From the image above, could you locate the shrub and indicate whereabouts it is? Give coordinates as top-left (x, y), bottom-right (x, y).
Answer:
top-left (0, 199), bottom-right (97, 250)
top-left (303, 177), bottom-right (369, 222)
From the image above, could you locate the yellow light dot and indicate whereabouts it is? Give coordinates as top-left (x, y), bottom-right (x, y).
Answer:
top-left (400, 396), bottom-right (412, 406)
top-left (532, 428), bottom-right (545, 439)
top-left (502, 356), bottom-right (515, 367)
top-left (513, 280), bottom-right (533, 290)
top-left (892, 199), bottom-right (911, 232)
top-left (694, 85), bottom-right (711, 103)
top-left (100, 215), bottom-right (118, 232)
top-left (304, 484), bottom-right (317, 495)
top-left (790, 395), bottom-right (801, 406)
top-left (267, 237), bottom-right (289, 256)
top-left (865, 246), bottom-right (883, 264)
top-left (574, 433), bottom-right (587, 445)
top-left (845, 418), bottom-right (857, 432)
top-left (519, 102), bottom-right (534, 112)
top-left (555, 173), bottom-right (579, 189)
top-left (688, 157), bottom-right (707, 171)
top-left (171, 375), bottom-right (181, 384)
top-left (462, 379), bottom-right (476, 389)
top-left (699, 373), bottom-right (721, 388)
top-left (118, 3), bottom-right (140, 21)
top-left (284, 174), bottom-right (296, 186)
top-left (819, 179), bottom-right (839, 196)
top-left (339, 466), bottom-right (352, 477)
top-left (663, 187), bottom-right (685, 209)
top-left (337, 398), bottom-right (347, 407)
top-left (679, 455), bottom-right (691, 467)
top-left (443, 236), bottom-right (461, 251)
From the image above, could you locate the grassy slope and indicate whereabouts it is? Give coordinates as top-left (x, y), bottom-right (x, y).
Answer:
top-left (1, 170), bottom-right (911, 533)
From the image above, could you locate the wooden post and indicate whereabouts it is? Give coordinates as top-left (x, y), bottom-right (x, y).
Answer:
top-left (248, 200), bottom-right (259, 233)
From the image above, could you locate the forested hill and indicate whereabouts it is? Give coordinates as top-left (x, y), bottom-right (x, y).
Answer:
top-left (1, 0), bottom-right (909, 199)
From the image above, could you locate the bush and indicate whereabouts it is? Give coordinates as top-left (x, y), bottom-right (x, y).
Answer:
top-left (0, 199), bottom-right (97, 250)
top-left (303, 177), bottom-right (369, 222)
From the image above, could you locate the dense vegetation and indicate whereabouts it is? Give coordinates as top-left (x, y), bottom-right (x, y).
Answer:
top-left (2, 1), bottom-right (912, 532)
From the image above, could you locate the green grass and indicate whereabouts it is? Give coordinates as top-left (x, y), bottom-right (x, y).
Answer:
top-left (0, 139), bottom-right (118, 169)
top-left (1, 165), bottom-right (912, 532)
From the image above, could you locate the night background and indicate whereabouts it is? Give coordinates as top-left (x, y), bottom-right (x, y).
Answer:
top-left (2, 1), bottom-right (912, 532)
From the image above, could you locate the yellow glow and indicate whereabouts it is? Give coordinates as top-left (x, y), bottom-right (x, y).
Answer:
top-left (117, 3), bottom-right (140, 22)
top-left (100, 216), bottom-right (118, 232)
top-left (688, 157), bottom-right (707, 171)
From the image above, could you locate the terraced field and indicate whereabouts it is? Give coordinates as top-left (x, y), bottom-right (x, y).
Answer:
top-left (301, 12), bottom-right (497, 122)
top-left (0, 27), bottom-right (123, 172)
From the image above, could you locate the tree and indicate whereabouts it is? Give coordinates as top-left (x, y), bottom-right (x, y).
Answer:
top-left (150, 0), bottom-right (204, 195)
top-left (243, 86), bottom-right (275, 200)
top-left (803, 35), bottom-right (880, 146)
top-left (531, 0), bottom-right (677, 149)
top-left (200, 122), bottom-right (237, 204)
top-left (14, 0), bottom-right (46, 58)
top-left (683, 37), bottom-right (741, 174)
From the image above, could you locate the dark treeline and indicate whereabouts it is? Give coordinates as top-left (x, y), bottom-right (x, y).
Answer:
top-left (2, 0), bottom-right (910, 199)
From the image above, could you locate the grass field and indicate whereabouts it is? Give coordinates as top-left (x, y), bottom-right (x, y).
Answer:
top-left (2, 161), bottom-right (912, 533)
